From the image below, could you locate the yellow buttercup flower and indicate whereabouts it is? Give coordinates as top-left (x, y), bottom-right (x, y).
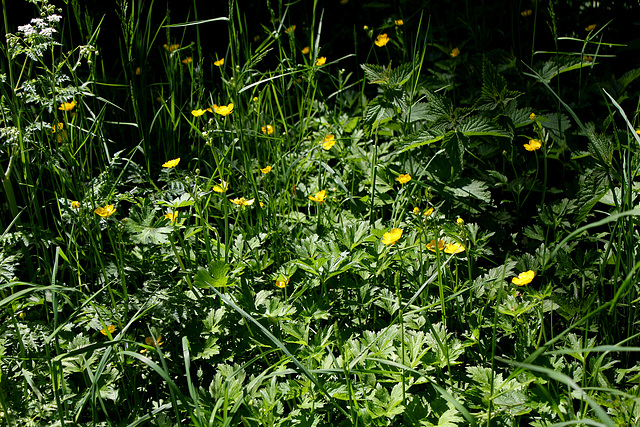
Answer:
top-left (135, 67), bottom-right (141, 75)
top-left (395, 19), bottom-right (404, 25)
top-left (444, 242), bottom-right (465, 254)
top-left (163, 43), bottom-right (179, 52)
top-left (262, 125), bottom-right (274, 134)
top-left (524, 139), bottom-right (542, 151)
top-left (162, 158), bottom-right (180, 168)
top-left (100, 325), bottom-right (115, 335)
top-left (214, 58), bottom-right (224, 66)
top-left (424, 207), bottom-right (434, 217)
top-left (397, 174), bottom-right (411, 184)
top-left (316, 56), bottom-right (327, 66)
top-left (529, 113), bottom-right (536, 120)
top-left (427, 239), bottom-right (444, 252)
top-left (164, 212), bottom-right (177, 222)
top-left (71, 201), bottom-right (80, 209)
top-left (213, 103), bottom-right (234, 116)
top-left (192, 109), bottom-right (208, 117)
top-left (585, 24), bottom-right (596, 32)
top-left (302, 46), bottom-right (310, 54)
top-left (285, 25), bottom-right (296, 34)
top-left (374, 33), bottom-right (389, 47)
top-left (253, 96), bottom-right (259, 102)
top-left (58, 100), bottom-right (76, 111)
top-left (450, 47), bottom-right (460, 58)
top-left (94, 205), bottom-right (115, 217)
top-left (512, 270), bottom-right (535, 286)
top-left (213, 180), bottom-right (228, 193)
top-left (141, 334), bottom-right (164, 353)
top-left (412, 207), bottom-right (420, 214)
top-left (382, 228), bottom-right (403, 245)
top-left (521, 9), bottom-right (532, 16)
top-left (456, 217), bottom-right (464, 225)
top-left (260, 165), bottom-right (272, 174)
top-left (309, 190), bottom-right (326, 203)
top-left (182, 57), bottom-right (193, 64)
top-left (275, 277), bottom-right (290, 288)
top-left (230, 197), bottom-right (255, 206)
top-left (321, 134), bottom-right (336, 150)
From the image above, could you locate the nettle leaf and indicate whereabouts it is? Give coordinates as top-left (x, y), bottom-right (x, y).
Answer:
top-left (481, 56), bottom-right (507, 102)
top-left (361, 62), bottom-right (413, 88)
top-left (363, 96), bottom-right (396, 127)
top-left (457, 115), bottom-right (512, 138)
top-left (534, 55), bottom-right (592, 83)
top-left (423, 89), bottom-right (453, 121)
top-left (504, 103), bottom-right (535, 128)
top-left (361, 63), bottom-right (388, 85)
top-left (402, 102), bottom-right (430, 123)
top-left (443, 132), bottom-right (467, 179)
top-left (399, 128), bottom-right (448, 152)
top-left (388, 62), bottom-right (414, 87)
top-left (125, 205), bottom-right (172, 245)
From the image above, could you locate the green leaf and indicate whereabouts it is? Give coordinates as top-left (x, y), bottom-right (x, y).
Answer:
top-left (481, 56), bottom-right (507, 102)
top-left (363, 96), bottom-right (396, 128)
top-left (399, 128), bottom-right (448, 152)
top-left (443, 132), bottom-right (467, 179)
top-left (194, 264), bottom-right (230, 289)
top-left (124, 205), bottom-right (172, 245)
top-left (457, 115), bottom-right (512, 138)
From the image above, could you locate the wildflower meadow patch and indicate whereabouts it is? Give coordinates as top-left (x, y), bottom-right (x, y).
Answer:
top-left (2, 0), bottom-right (640, 425)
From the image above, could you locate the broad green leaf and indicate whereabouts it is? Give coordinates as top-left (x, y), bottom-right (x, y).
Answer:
top-left (399, 128), bottom-right (448, 152)
top-left (458, 115), bottom-right (512, 138)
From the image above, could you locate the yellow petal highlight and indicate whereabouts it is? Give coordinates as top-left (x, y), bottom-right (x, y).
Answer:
top-left (260, 165), bottom-right (272, 174)
top-left (321, 134), bottom-right (336, 150)
top-left (94, 205), bottom-right (115, 217)
top-left (162, 158), bottom-right (180, 168)
top-left (523, 139), bottom-right (542, 151)
top-left (316, 56), bottom-right (326, 66)
top-left (58, 100), bottom-right (76, 111)
top-left (374, 34), bottom-right (389, 47)
top-left (262, 125), bottom-right (274, 134)
top-left (213, 103), bottom-right (234, 116)
top-left (397, 174), bottom-right (411, 184)
top-left (214, 58), bottom-right (224, 66)
top-left (382, 228), bottom-right (403, 245)
top-left (512, 270), bottom-right (535, 286)
top-left (444, 242), bottom-right (465, 254)
top-left (309, 190), bottom-right (326, 203)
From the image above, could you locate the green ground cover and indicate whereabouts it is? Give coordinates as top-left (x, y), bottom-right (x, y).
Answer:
top-left (2, 0), bottom-right (640, 425)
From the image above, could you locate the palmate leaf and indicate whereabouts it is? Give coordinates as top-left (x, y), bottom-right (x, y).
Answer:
top-left (125, 204), bottom-right (172, 245)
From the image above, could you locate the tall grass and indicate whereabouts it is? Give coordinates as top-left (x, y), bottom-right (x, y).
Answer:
top-left (1, 0), bottom-right (640, 425)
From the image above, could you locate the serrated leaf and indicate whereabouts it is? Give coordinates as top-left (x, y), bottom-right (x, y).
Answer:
top-left (457, 115), bottom-right (512, 138)
top-left (388, 62), bottom-right (414, 87)
top-left (363, 96), bottom-right (396, 127)
top-left (443, 132), bottom-right (467, 179)
top-left (481, 56), bottom-right (507, 102)
top-left (533, 56), bottom-right (591, 83)
top-left (452, 179), bottom-right (491, 203)
top-left (361, 63), bottom-right (388, 85)
top-left (399, 128), bottom-right (449, 152)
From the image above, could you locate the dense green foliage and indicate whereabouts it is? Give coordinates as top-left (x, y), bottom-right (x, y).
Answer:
top-left (2, 0), bottom-right (640, 425)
